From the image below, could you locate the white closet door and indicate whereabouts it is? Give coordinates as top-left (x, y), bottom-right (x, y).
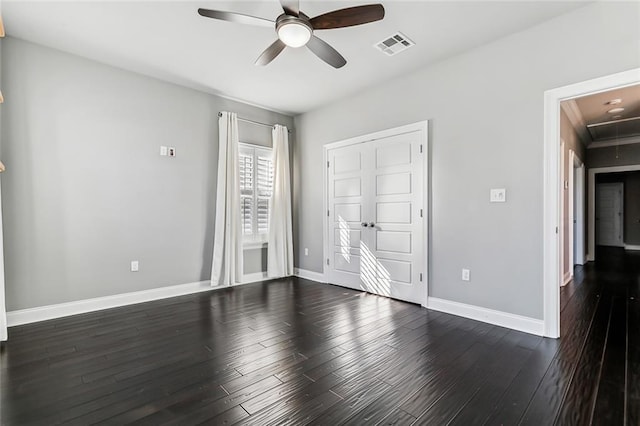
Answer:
top-left (327, 143), bottom-right (369, 289)
top-left (327, 130), bottom-right (424, 304)
top-left (368, 132), bottom-right (424, 303)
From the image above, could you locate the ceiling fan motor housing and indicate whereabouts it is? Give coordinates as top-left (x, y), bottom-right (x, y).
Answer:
top-left (276, 14), bottom-right (313, 47)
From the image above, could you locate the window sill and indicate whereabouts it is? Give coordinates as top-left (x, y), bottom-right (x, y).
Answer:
top-left (243, 241), bottom-right (268, 250)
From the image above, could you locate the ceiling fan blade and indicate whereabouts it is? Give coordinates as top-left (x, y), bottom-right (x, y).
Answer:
top-left (310, 4), bottom-right (385, 30)
top-left (306, 36), bottom-right (346, 69)
top-left (255, 39), bottom-right (287, 66)
top-left (279, 0), bottom-right (300, 16)
top-left (197, 8), bottom-right (274, 28)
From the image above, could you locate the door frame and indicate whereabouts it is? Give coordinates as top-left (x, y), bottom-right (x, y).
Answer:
top-left (543, 67), bottom-right (640, 338)
top-left (573, 154), bottom-right (586, 266)
top-left (322, 120), bottom-right (430, 307)
top-left (559, 140), bottom-right (567, 286)
top-left (567, 149), bottom-right (574, 276)
top-left (566, 149), bottom-right (585, 276)
top-left (590, 168), bottom-right (637, 253)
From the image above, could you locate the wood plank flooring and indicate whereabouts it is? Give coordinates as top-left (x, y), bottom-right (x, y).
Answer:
top-left (1, 247), bottom-right (638, 425)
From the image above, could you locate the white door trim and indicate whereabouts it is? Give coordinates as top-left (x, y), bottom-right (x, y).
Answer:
top-left (567, 150), bottom-right (585, 274)
top-left (568, 149), bottom-right (574, 279)
top-left (543, 67), bottom-right (640, 338)
top-left (589, 165), bottom-right (640, 259)
top-left (559, 141), bottom-right (567, 286)
top-left (323, 120), bottom-right (430, 307)
top-left (574, 161), bottom-right (586, 266)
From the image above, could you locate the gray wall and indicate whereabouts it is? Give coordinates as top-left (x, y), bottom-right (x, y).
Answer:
top-left (587, 143), bottom-right (640, 169)
top-left (560, 109), bottom-right (586, 163)
top-left (0, 37), bottom-right (293, 310)
top-left (293, 2), bottom-right (640, 320)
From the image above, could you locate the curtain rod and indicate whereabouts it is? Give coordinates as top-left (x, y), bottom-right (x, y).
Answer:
top-left (218, 112), bottom-right (291, 133)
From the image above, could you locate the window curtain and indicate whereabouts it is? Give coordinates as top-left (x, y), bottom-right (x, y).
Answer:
top-left (211, 112), bottom-right (243, 286)
top-left (267, 125), bottom-right (294, 278)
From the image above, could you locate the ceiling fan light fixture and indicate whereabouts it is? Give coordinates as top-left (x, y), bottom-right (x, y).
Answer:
top-left (277, 19), bottom-right (312, 48)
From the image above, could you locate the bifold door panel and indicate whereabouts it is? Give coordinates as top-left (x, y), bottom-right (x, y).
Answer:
top-left (327, 130), bottom-right (424, 304)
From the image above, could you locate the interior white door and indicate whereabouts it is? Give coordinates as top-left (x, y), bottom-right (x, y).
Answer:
top-left (327, 143), bottom-right (368, 289)
top-left (327, 130), bottom-right (424, 304)
top-left (596, 182), bottom-right (623, 247)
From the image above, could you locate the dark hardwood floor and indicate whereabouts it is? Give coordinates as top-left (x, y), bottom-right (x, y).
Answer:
top-left (1, 247), bottom-right (638, 425)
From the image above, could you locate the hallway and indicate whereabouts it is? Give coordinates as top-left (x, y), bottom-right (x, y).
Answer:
top-left (533, 247), bottom-right (640, 425)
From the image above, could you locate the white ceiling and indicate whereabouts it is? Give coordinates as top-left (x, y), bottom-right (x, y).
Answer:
top-left (2, 0), bottom-right (589, 115)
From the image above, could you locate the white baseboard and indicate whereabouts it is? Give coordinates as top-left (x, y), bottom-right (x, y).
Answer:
top-left (7, 280), bottom-right (212, 327)
top-left (294, 268), bottom-right (326, 283)
top-left (241, 272), bottom-right (270, 284)
top-left (562, 273), bottom-right (572, 287)
top-left (625, 244), bottom-right (640, 251)
top-left (426, 297), bottom-right (544, 336)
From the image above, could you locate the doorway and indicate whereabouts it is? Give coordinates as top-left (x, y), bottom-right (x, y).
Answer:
top-left (323, 121), bottom-right (428, 305)
top-left (543, 68), bottom-right (640, 338)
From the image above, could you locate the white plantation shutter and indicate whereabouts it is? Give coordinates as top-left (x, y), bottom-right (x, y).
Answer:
top-left (239, 152), bottom-right (253, 193)
top-left (241, 197), bottom-right (253, 235)
top-left (256, 153), bottom-right (273, 236)
top-left (239, 149), bottom-right (254, 236)
top-left (238, 144), bottom-right (273, 242)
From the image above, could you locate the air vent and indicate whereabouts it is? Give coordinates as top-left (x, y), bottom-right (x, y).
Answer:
top-left (374, 32), bottom-right (415, 56)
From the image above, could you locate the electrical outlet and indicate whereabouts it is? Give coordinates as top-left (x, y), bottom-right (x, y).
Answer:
top-left (462, 268), bottom-right (470, 281)
top-left (168, 147), bottom-right (176, 157)
top-left (131, 261), bottom-right (139, 272)
top-left (304, 248), bottom-right (309, 256)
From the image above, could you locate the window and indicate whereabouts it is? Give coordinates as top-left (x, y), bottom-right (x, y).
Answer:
top-left (239, 144), bottom-right (273, 245)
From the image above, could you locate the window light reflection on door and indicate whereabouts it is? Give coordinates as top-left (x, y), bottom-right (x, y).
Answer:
top-left (360, 242), bottom-right (391, 297)
top-left (338, 216), bottom-right (350, 262)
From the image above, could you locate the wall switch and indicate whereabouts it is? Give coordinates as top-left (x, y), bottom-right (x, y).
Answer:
top-left (168, 147), bottom-right (176, 157)
top-left (462, 268), bottom-right (470, 281)
top-left (131, 261), bottom-right (139, 272)
top-left (160, 146), bottom-right (168, 156)
top-left (304, 248), bottom-right (309, 256)
top-left (490, 188), bottom-right (506, 203)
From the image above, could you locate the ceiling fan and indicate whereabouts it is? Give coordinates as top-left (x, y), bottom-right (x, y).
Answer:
top-left (198, 1), bottom-right (385, 69)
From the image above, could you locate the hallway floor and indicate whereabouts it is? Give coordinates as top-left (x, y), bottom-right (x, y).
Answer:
top-left (548, 246), bottom-right (640, 425)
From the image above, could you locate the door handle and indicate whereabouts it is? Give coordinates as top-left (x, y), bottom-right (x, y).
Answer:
top-left (368, 222), bottom-right (376, 228)
top-left (361, 222), bottom-right (368, 227)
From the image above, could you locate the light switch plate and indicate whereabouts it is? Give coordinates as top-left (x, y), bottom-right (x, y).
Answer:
top-left (490, 188), bottom-right (506, 203)
top-left (131, 261), bottom-right (139, 272)
top-left (160, 146), bottom-right (168, 156)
